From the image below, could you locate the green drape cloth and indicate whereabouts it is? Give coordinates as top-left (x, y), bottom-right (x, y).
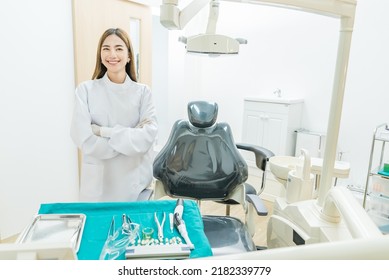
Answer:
top-left (38, 199), bottom-right (213, 260)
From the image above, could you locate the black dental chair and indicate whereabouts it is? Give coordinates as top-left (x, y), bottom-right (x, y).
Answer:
top-left (153, 101), bottom-right (274, 256)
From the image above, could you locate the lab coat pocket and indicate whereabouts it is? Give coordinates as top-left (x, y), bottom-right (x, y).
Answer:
top-left (80, 162), bottom-right (104, 198)
top-left (91, 114), bottom-right (108, 126)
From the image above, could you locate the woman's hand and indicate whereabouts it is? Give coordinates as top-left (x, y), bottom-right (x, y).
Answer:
top-left (91, 124), bottom-right (112, 138)
top-left (136, 119), bottom-right (153, 128)
top-left (91, 124), bottom-right (101, 136)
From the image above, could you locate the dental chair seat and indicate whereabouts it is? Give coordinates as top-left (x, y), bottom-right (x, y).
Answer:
top-left (202, 215), bottom-right (256, 256)
top-left (153, 101), bottom-right (274, 256)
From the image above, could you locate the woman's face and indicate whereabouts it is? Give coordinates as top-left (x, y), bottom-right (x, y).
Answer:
top-left (100, 34), bottom-right (129, 76)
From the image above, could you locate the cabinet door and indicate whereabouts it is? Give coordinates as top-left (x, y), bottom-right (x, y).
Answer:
top-left (262, 112), bottom-right (287, 155)
top-left (243, 110), bottom-right (287, 156)
top-left (243, 111), bottom-right (265, 146)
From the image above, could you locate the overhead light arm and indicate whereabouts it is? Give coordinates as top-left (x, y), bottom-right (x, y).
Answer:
top-left (206, 0), bottom-right (219, 34)
top-left (160, 0), bottom-right (211, 30)
top-left (160, 0), bottom-right (356, 30)
top-left (162, 0), bottom-right (245, 55)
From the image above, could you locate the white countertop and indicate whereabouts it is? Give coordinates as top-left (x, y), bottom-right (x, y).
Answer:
top-left (244, 96), bottom-right (304, 105)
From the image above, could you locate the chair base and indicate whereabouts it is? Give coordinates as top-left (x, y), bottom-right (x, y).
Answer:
top-left (202, 215), bottom-right (256, 256)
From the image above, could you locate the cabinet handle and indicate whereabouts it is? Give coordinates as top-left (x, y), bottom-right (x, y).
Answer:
top-left (260, 115), bottom-right (269, 120)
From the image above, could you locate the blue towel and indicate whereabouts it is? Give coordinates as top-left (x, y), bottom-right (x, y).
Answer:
top-left (378, 169), bottom-right (389, 177)
top-left (38, 200), bottom-right (213, 260)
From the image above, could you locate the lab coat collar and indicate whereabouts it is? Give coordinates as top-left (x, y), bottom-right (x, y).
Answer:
top-left (102, 73), bottom-right (133, 91)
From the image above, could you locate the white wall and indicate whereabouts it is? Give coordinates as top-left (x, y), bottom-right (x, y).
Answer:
top-left (0, 0), bottom-right (78, 239)
top-left (153, 0), bottom-right (389, 190)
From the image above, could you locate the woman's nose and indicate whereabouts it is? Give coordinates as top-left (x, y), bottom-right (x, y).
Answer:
top-left (108, 50), bottom-right (117, 58)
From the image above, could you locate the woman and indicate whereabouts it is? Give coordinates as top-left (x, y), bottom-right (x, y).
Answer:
top-left (70, 28), bottom-right (158, 201)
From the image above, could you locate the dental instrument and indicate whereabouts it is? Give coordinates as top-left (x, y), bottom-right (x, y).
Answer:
top-left (174, 198), bottom-right (184, 218)
top-left (121, 214), bottom-right (131, 234)
top-left (99, 215), bottom-right (140, 260)
top-left (154, 212), bottom-right (166, 240)
top-left (121, 214), bottom-right (140, 244)
top-left (173, 199), bottom-right (195, 249)
top-left (169, 213), bottom-right (174, 233)
top-left (99, 217), bottom-right (129, 260)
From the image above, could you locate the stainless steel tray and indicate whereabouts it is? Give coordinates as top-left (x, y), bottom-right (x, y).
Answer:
top-left (17, 214), bottom-right (86, 253)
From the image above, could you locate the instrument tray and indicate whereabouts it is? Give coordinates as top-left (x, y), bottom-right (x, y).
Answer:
top-left (17, 214), bottom-right (86, 253)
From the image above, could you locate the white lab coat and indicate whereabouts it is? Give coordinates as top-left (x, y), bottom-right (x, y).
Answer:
top-left (70, 73), bottom-right (158, 201)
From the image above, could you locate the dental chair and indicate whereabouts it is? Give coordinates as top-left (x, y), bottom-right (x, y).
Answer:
top-left (153, 101), bottom-right (274, 256)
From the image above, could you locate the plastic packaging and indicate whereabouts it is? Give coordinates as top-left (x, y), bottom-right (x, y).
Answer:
top-left (99, 217), bottom-right (140, 260)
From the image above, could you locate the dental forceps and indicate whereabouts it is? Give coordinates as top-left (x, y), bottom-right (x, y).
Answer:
top-left (154, 212), bottom-right (166, 239)
top-left (99, 217), bottom-right (126, 260)
top-left (122, 213), bottom-right (140, 242)
top-left (122, 214), bottom-right (132, 235)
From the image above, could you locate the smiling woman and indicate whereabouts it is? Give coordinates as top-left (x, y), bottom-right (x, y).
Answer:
top-left (70, 0), bottom-right (155, 202)
top-left (72, 0), bottom-right (152, 85)
top-left (70, 28), bottom-right (158, 202)
top-left (93, 28), bottom-right (137, 84)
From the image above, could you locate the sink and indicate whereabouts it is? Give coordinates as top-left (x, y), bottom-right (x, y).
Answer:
top-left (269, 156), bottom-right (300, 180)
top-left (269, 156), bottom-right (351, 181)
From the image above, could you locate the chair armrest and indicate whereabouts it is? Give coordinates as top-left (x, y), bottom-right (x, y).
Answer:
top-left (236, 143), bottom-right (275, 171)
top-left (137, 188), bottom-right (154, 201)
top-left (246, 194), bottom-right (268, 216)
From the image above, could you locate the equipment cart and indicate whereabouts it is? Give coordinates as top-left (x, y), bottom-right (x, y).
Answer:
top-left (363, 123), bottom-right (389, 234)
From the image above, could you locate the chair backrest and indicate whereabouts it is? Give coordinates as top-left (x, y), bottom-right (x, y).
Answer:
top-left (153, 101), bottom-right (248, 200)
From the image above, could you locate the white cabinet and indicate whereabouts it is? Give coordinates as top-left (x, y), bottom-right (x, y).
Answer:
top-left (242, 97), bottom-right (303, 157)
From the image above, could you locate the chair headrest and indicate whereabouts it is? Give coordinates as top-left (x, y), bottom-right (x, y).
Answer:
top-left (187, 101), bottom-right (218, 128)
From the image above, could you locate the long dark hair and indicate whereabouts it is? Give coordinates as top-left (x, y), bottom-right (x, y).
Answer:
top-left (92, 28), bottom-right (137, 82)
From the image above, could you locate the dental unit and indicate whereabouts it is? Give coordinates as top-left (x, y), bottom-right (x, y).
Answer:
top-left (159, 0), bottom-right (389, 259)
